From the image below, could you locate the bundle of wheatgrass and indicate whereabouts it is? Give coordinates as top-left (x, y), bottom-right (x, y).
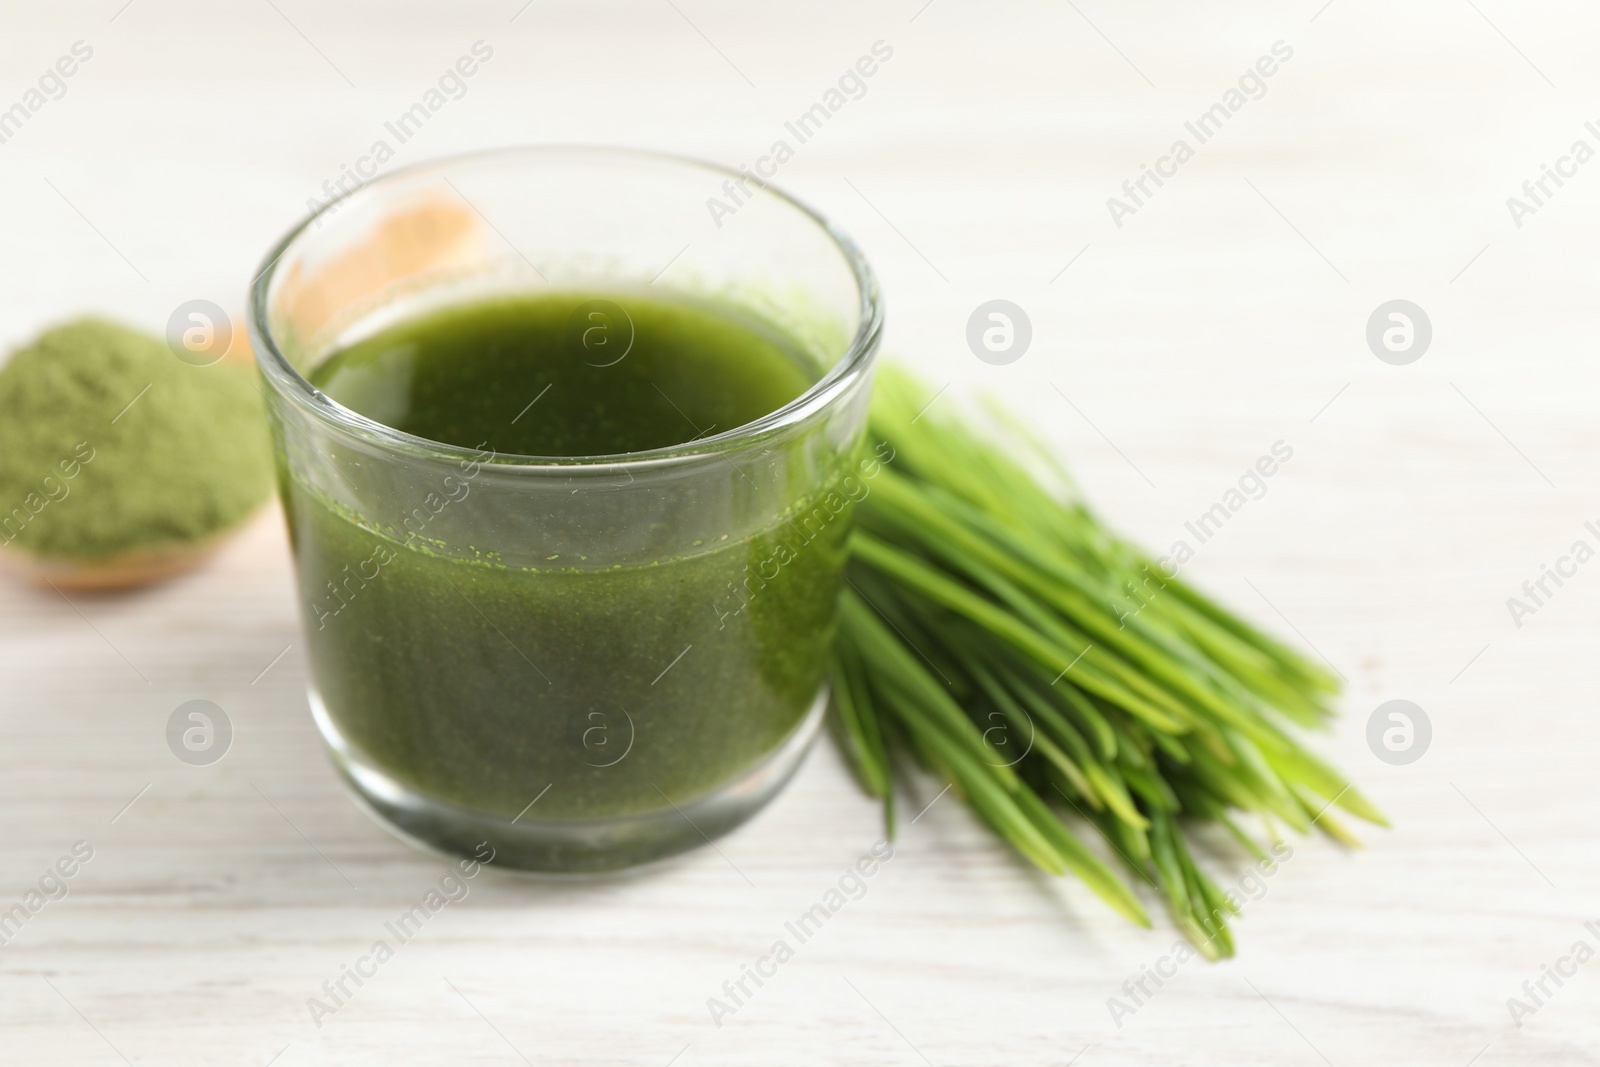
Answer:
top-left (829, 368), bottom-right (1385, 958)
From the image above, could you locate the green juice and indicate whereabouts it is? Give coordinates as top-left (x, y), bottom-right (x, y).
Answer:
top-left (285, 292), bottom-right (858, 836)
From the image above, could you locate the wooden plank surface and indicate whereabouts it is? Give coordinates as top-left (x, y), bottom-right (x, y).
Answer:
top-left (0, 1), bottom-right (1595, 1063)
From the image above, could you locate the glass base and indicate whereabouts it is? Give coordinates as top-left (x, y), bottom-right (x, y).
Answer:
top-left (311, 689), bottom-right (826, 875)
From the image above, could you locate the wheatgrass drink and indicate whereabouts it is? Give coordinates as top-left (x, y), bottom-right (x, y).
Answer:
top-left (298, 293), bottom-right (842, 822)
top-left (251, 149), bottom-right (881, 871)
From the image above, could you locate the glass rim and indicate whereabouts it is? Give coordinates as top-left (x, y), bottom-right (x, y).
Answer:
top-left (247, 144), bottom-right (883, 471)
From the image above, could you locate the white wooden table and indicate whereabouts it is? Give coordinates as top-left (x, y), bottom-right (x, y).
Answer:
top-left (1, 2), bottom-right (1596, 1063)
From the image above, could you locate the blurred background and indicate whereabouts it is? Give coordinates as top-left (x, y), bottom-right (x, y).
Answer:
top-left (1, 1), bottom-right (1596, 1063)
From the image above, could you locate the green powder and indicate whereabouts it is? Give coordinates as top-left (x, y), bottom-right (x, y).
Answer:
top-left (0, 318), bottom-right (274, 559)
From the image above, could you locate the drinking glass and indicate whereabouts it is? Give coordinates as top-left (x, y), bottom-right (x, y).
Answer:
top-left (249, 147), bottom-right (882, 872)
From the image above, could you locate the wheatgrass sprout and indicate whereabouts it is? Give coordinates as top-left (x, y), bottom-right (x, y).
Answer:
top-left (830, 367), bottom-right (1384, 957)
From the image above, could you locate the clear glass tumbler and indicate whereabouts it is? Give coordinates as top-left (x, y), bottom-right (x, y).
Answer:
top-left (249, 147), bottom-right (882, 873)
